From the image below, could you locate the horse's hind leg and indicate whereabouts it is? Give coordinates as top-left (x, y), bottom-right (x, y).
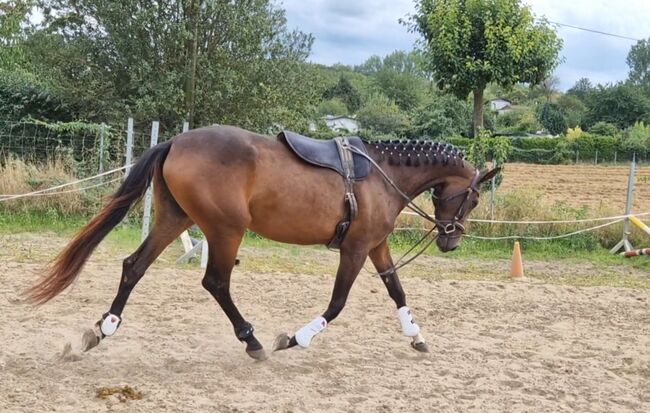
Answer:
top-left (368, 239), bottom-right (428, 353)
top-left (200, 229), bottom-right (267, 360)
top-left (82, 180), bottom-right (191, 351)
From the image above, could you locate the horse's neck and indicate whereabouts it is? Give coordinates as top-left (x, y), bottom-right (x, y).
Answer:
top-left (386, 162), bottom-right (470, 199)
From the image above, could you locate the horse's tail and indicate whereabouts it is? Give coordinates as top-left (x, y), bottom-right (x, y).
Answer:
top-left (26, 140), bottom-right (173, 305)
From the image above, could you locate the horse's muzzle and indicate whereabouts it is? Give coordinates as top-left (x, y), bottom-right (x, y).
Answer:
top-left (436, 234), bottom-right (461, 252)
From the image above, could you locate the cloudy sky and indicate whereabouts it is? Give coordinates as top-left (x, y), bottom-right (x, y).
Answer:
top-left (282, 0), bottom-right (650, 90)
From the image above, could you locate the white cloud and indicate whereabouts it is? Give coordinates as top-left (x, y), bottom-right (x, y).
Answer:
top-left (282, 0), bottom-right (648, 89)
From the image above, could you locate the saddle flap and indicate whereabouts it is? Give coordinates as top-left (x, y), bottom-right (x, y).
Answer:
top-left (278, 131), bottom-right (370, 180)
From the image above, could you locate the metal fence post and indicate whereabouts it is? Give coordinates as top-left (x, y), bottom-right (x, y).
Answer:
top-left (141, 121), bottom-right (159, 241)
top-left (125, 118), bottom-right (134, 177)
top-left (611, 153), bottom-right (636, 254)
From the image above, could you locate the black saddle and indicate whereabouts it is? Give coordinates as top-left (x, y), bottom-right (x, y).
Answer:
top-left (277, 131), bottom-right (370, 180)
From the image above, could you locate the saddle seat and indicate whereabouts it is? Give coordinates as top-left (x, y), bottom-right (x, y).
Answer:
top-left (277, 131), bottom-right (370, 180)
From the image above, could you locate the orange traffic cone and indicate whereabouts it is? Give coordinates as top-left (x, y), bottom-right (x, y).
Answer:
top-left (510, 241), bottom-right (524, 279)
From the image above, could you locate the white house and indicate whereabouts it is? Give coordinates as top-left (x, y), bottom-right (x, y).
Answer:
top-left (489, 98), bottom-right (513, 115)
top-left (323, 115), bottom-right (359, 134)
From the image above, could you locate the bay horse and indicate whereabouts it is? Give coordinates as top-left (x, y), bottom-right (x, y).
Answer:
top-left (27, 125), bottom-right (498, 360)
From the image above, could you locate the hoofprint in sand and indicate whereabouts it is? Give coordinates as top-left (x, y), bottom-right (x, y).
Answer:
top-left (1, 233), bottom-right (649, 412)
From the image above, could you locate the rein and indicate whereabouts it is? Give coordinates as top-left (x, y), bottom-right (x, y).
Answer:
top-left (343, 143), bottom-right (479, 277)
top-left (345, 144), bottom-right (480, 235)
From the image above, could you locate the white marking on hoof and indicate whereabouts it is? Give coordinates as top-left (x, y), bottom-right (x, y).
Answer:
top-left (398, 306), bottom-right (420, 337)
top-left (100, 313), bottom-right (121, 337)
top-left (295, 316), bottom-right (327, 348)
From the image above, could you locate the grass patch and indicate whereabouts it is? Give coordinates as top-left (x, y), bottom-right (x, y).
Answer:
top-left (1, 213), bottom-right (647, 289)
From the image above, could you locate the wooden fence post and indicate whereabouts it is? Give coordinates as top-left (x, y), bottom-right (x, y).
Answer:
top-left (141, 121), bottom-right (159, 241)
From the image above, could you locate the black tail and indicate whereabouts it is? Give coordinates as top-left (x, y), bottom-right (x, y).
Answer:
top-left (26, 141), bottom-right (173, 304)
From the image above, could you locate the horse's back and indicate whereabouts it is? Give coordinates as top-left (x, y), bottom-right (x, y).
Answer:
top-left (162, 125), bottom-right (347, 244)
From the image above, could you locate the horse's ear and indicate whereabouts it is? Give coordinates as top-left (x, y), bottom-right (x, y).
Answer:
top-left (479, 167), bottom-right (501, 184)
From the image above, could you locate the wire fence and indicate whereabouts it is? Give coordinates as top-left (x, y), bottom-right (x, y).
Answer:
top-left (0, 119), bottom-right (185, 177)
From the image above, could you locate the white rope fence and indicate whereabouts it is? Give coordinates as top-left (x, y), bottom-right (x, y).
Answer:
top-left (396, 212), bottom-right (650, 241)
top-left (0, 165), bottom-right (131, 202)
top-left (400, 210), bottom-right (650, 224)
top-left (0, 166), bottom-right (647, 243)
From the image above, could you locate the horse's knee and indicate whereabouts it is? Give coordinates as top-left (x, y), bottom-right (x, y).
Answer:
top-left (201, 275), bottom-right (228, 298)
top-left (121, 255), bottom-right (145, 288)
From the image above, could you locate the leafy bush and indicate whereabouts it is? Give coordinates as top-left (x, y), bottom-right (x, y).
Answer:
top-left (557, 94), bottom-right (586, 129)
top-left (622, 121), bottom-right (650, 157)
top-left (537, 102), bottom-right (567, 135)
top-left (357, 93), bottom-right (410, 135)
top-left (0, 69), bottom-right (75, 122)
top-left (411, 94), bottom-right (471, 139)
top-left (583, 83), bottom-right (650, 129)
top-left (316, 98), bottom-right (348, 117)
top-left (496, 106), bottom-right (541, 134)
top-left (588, 121), bottom-right (619, 137)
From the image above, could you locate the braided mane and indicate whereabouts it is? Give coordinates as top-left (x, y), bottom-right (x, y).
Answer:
top-left (363, 139), bottom-right (465, 167)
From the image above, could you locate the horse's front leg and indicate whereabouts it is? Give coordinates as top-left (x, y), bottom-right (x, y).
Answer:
top-left (274, 248), bottom-right (367, 351)
top-left (369, 239), bottom-right (429, 352)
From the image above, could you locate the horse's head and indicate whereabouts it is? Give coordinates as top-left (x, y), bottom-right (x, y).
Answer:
top-left (431, 167), bottom-right (500, 252)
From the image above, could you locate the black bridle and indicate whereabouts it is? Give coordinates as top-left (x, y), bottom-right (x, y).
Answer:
top-left (432, 169), bottom-right (482, 236)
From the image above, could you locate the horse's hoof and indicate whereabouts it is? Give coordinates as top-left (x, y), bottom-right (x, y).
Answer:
top-left (81, 328), bottom-right (101, 352)
top-left (246, 348), bottom-right (268, 361)
top-left (411, 341), bottom-right (429, 353)
top-left (273, 333), bottom-right (291, 351)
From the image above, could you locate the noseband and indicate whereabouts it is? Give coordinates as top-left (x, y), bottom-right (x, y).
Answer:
top-left (433, 169), bottom-right (481, 236)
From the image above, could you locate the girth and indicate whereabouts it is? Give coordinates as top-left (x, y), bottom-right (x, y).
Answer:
top-left (327, 137), bottom-right (359, 249)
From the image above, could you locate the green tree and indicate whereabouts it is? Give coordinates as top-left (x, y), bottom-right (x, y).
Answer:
top-left (10, 0), bottom-right (315, 130)
top-left (537, 102), bottom-right (567, 135)
top-left (557, 94), bottom-right (586, 129)
top-left (323, 76), bottom-right (362, 113)
top-left (357, 93), bottom-right (410, 135)
top-left (356, 51), bottom-right (429, 111)
top-left (0, 0), bottom-right (34, 70)
top-left (317, 98), bottom-right (348, 117)
top-left (407, 0), bottom-right (562, 136)
top-left (496, 106), bottom-right (540, 133)
top-left (588, 121), bottom-right (619, 137)
top-left (566, 78), bottom-right (594, 102)
top-left (627, 38), bottom-right (650, 93)
top-left (412, 93), bottom-right (472, 138)
top-left (584, 83), bottom-right (650, 129)
top-left (622, 122), bottom-right (650, 156)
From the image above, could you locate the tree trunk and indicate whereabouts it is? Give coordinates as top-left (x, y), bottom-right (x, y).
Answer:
top-left (473, 88), bottom-right (484, 137)
top-left (184, 0), bottom-right (199, 127)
